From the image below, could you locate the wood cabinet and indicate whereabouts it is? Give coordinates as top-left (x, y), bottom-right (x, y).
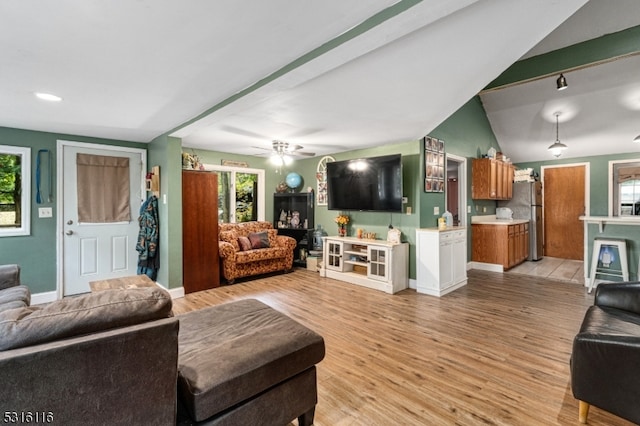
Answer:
top-left (182, 170), bottom-right (219, 293)
top-left (471, 158), bottom-right (514, 200)
top-left (322, 236), bottom-right (408, 294)
top-left (416, 227), bottom-right (468, 297)
top-left (472, 222), bottom-right (529, 270)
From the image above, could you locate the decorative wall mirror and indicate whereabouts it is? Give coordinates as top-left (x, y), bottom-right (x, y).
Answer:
top-left (0, 145), bottom-right (31, 236)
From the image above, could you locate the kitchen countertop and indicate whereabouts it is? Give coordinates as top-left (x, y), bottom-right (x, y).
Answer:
top-left (470, 215), bottom-right (529, 225)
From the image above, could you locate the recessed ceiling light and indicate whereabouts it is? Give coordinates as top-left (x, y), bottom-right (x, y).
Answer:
top-left (34, 92), bottom-right (62, 102)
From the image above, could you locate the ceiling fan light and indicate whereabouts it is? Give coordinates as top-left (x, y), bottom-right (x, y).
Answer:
top-left (270, 154), bottom-right (284, 166)
top-left (283, 155), bottom-right (293, 165)
top-left (556, 73), bottom-right (568, 90)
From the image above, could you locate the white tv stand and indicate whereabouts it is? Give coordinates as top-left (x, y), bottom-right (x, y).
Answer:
top-left (321, 236), bottom-right (408, 294)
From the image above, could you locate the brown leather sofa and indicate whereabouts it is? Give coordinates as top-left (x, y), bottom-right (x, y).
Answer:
top-left (218, 221), bottom-right (296, 283)
top-left (571, 282), bottom-right (640, 424)
top-left (0, 266), bottom-right (325, 425)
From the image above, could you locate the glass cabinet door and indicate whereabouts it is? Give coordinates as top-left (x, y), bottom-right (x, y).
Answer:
top-left (367, 246), bottom-right (388, 281)
top-left (326, 240), bottom-right (343, 271)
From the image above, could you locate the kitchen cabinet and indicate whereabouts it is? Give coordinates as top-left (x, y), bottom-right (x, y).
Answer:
top-left (416, 227), bottom-right (468, 297)
top-left (471, 158), bottom-right (514, 200)
top-left (471, 222), bottom-right (529, 270)
top-left (322, 236), bottom-right (408, 294)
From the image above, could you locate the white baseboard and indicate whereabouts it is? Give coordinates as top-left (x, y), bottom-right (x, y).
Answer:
top-left (409, 278), bottom-right (417, 290)
top-left (31, 291), bottom-right (58, 305)
top-left (468, 261), bottom-right (504, 273)
top-left (166, 285), bottom-right (185, 299)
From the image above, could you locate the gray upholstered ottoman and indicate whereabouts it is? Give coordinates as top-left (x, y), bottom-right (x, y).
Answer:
top-left (176, 299), bottom-right (325, 425)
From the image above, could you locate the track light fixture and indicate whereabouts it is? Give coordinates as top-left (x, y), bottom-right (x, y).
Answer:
top-left (548, 113), bottom-right (568, 158)
top-left (556, 73), bottom-right (568, 90)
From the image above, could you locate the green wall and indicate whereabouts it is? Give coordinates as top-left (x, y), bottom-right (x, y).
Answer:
top-left (518, 152), bottom-right (640, 280)
top-left (0, 126), bottom-right (145, 293)
top-left (148, 135), bottom-right (184, 289)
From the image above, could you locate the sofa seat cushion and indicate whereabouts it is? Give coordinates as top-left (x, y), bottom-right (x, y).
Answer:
top-left (0, 285), bottom-right (31, 307)
top-left (177, 299), bottom-right (325, 422)
top-left (0, 287), bottom-right (173, 351)
top-left (235, 247), bottom-right (288, 264)
top-left (0, 300), bottom-right (28, 314)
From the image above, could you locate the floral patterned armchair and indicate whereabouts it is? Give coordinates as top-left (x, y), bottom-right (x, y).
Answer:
top-left (218, 221), bottom-right (296, 283)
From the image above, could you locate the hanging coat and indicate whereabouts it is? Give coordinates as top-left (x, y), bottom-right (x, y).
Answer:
top-left (136, 195), bottom-right (159, 279)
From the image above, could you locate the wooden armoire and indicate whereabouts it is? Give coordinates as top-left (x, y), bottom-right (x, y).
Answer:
top-left (182, 170), bottom-right (220, 293)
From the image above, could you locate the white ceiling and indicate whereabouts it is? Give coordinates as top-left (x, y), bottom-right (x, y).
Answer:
top-left (2, 0), bottom-right (639, 162)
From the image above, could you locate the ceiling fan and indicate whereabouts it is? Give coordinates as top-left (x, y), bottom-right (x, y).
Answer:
top-left (254, 140), bottom-right (316, 158)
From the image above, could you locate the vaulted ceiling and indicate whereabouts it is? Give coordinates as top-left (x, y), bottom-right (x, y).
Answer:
top-left (2, 1), bottom-right (639, 161)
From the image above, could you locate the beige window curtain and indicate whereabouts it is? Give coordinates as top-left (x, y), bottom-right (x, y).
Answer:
top-left (618, 166), bottom-right (640, 183)
top-left (77, 154), bottom-right (131, 223)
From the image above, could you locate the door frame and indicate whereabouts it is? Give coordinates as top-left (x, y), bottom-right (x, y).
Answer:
top-left (540, 162), bottom-right (590, 275)
top-left (56, 140), bottom-right (147, 299)
top-left (445, 153), bottom-right (467, 226)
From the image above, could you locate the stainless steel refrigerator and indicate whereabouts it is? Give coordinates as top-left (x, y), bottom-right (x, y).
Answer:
top-left (497, 182), bottom-right (543, 261)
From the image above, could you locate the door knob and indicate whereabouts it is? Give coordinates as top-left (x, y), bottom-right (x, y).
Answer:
top-left (67, 220), bottom-right (73, 225)
top-left (66, 230), bottom-right (74, 236)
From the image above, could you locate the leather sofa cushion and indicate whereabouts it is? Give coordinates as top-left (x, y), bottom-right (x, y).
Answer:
top-left (578, 305), bottom-right (640, 336)
top-left (0, 285), bottom-right (31, 307)
top-left (0, 300), bottom-right (28, 314)
top-left (177, 299), bottom-right (325, 422)
top-left (0, 287), bottom-right (173, 351)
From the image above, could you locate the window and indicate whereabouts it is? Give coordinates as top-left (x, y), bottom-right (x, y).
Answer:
top-left (202, 164), bottom-right (265, 223)
top-left (611, 160), bottom-right (640, 216)
top-left (0, 145), bottom-right (31, 236)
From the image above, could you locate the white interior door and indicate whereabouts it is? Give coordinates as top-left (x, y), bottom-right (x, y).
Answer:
top-left (60, 142), bottom-right (145, 296)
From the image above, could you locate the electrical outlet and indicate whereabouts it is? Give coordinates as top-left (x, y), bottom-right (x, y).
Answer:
top-left (483, 206), bottom-right (487, 213)
top-left (434, 206), bottom-right (440, 215)
top-left (406, 206), bottom-right (412, 215)
top-left (467, 205), bottom-right (471, 213)
top-left (38, 207), bottom-right (52, 218)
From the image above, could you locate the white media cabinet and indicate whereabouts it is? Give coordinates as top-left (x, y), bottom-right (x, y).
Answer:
top-left (321, 236), bottom-right (408, 294)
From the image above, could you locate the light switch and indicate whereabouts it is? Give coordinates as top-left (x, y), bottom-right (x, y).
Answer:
top-left (434, 206), bottom-right (440, 215)
top-left (39, 207), bottom-right (52, 218)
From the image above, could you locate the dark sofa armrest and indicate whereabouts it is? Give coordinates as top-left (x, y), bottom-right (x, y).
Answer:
top-left (594, 282), bottom-right (640, 314)
top-left (0, 317), bottom-right (179, 425)
top-left (0, 264), bottom-right (20, 290)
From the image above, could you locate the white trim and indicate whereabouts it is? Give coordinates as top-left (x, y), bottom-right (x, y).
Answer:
top-left (608, 157), bottom-right (640, 216)
top-left (166, 285), bottom-right (185, 300)
top-left (0, 145), bottom-right (31, 237)
top-left (202, 163), bottom-right (266, 222)
top-left (540, 162), bottom-right (590, 281)
top-left (56, 140), bottom-right (147, 300)
top-left (468, 261), bottom-right (504, 273)
top-left (445, 153), bottom-right (468, 227)
top-left (30, 291), bottom-right (58, 306)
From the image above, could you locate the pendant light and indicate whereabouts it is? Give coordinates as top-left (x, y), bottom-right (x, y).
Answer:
top-left (548, 113), bottom-right (568, 157)
top-left (556, 73), bottom-right (568, 90)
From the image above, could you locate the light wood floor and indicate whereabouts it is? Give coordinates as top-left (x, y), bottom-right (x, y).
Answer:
top-left (172, 269), bottom-right (633, 426)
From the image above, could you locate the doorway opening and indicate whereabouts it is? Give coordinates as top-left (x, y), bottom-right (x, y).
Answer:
top-left (445, 154), bottom-right (467, 226)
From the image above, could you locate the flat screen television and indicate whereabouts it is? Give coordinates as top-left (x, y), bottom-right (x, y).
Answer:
top-left (326, 154), bottom-right (403, 212)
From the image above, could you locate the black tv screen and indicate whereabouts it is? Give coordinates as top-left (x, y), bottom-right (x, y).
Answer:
top-left (326, 154), bottom-right (403, 212)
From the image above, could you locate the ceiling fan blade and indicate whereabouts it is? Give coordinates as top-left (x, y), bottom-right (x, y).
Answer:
top-left (250, 146), bottom-right (272, 152)
top-left (291, 151), bottom-right (315, 157)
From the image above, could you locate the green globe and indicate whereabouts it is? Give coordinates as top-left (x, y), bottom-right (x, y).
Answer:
top-left (285, 172), bottom-right (302, 189)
